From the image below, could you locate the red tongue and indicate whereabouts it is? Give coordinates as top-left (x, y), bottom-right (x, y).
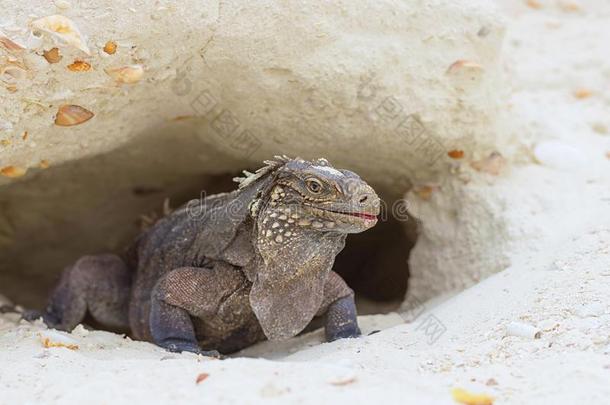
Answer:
top-left (351, 212), bottom-right (377, 220)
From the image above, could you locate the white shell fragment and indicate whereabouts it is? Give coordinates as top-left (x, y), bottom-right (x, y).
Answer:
top-left (104, 64), bottom-right (144, 84)
top-left (30, 15), bottom-right (91, 55)
top-left (39, 330), bottom-right (80, 350)
top-left (534, 141), bottom-right (586, 170)
top-left (25, 32), bottom-right (44, 50)
top-left (506, 321), bottom-right (541, 339)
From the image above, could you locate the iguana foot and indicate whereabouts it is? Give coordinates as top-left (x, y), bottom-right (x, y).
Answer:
top-left (33, 254), bottom-right (131, 332)
top-left (159, 338), bottom-right (222, 358)
top-left (327, 323), bottom-right (361, 342)
top-left (159, 338), bottom-right (199, 353)
top-left (21, 309), bottom-right (61, 328)
top-left (324, 294), bottom-right (361, 342)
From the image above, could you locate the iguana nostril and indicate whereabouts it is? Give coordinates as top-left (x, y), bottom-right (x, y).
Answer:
top-left (359, 195), bottom-right (368, 204)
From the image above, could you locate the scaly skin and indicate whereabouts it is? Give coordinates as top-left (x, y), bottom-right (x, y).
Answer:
top-left (25, 156), bottom-right (380, 355)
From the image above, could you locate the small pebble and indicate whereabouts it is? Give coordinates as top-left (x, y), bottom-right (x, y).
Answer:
top-left (506, 321), bottom-right (541, 339)
top-left (534, 141), bottom-right (586, 170)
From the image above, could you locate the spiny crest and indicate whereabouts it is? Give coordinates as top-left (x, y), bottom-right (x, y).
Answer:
top-left (233, 155), bottom-right (292, 189)
top-left (232, 155), bottom-right (335, 189)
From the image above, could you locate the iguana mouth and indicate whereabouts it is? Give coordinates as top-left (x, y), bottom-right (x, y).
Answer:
top-left (302, 204), bottom-right (379, 222)
top-left (328, 209), bottom-right (377, 220)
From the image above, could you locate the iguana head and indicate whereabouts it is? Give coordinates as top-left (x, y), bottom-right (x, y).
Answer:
top-left (234, 156), bottom-right (380, 340)
top-left (238, 156), bottom-right (380, 235)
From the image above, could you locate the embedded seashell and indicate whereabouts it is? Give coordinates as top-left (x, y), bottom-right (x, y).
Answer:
top-left (447, 60), bottom-right (483, 75)
top-left (526, 0), bottom-right (543, 9)
top-left (573, 88), bottom-right (592, 99)
top-left (104, 64), bottom-right (144, 84)
top-left (54, 104), bottom-right (94, 126)
top-left (0, 33), bottom-right (25, 51)
top-left (447, 149), bottom-right (464, 159)
top-left (0, 65), bottom-right (28, 82)
top-left (67, 60), bottom-right (91, 71)
top-left (470, 151), bottom-right (505, 175)
top-left (446, 60), bottom-right (484, 88)
top-left (30, 15), bottom-right (91, 55)
top-left (1, 166), bottom-right (27, 178)
top-left (103, 40), bottom-right (117, 55)
top-left (43, 47), bottom-right (62, 64)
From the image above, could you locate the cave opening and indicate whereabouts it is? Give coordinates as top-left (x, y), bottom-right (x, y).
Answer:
top-left (0, 156), bottom-right (416, 330)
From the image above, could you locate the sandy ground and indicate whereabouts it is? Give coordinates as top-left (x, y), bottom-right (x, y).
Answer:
top-left (1, 2), bottom-right (610, 404)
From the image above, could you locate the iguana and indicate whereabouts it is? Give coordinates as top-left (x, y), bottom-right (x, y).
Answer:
top-left (25, 156), bottom-right (380, 356)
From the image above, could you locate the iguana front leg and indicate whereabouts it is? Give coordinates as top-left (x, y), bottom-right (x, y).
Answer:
top-left (317, 271), bottom-right (361, 342)
top-left (149, 297), bottom-right (205, 354)
top-left (150, 265), bottom-right (247, 357)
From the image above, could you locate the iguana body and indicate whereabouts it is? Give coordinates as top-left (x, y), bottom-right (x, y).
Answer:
top-left (27, 156), bottom-right (380, 355)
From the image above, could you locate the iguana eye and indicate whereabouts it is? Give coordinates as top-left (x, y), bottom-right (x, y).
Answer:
top-left (305, 178), bottom-right (323, 194)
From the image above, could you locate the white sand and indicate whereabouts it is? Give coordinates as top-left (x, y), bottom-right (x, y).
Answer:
top-left (2, 2), bottom-right (610, 404)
